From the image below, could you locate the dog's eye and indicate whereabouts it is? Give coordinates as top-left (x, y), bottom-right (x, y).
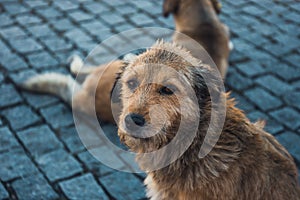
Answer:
top-left (159, 86), bottom-right (175, 95)
top-left (127, 79), bottom-right (139, 91)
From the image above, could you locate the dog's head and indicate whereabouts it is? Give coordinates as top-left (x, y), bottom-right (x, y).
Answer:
top-left (116, 41), bottom-right (222, 154)
top-left (163, 0), bottom-right (221, 18)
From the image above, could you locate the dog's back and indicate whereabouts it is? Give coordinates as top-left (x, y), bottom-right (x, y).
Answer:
top-left (163, 0), bottom-right (230, 78)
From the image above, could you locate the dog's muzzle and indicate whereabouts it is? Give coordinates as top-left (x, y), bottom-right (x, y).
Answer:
top-left (125, 113), bottom-right (145, 133)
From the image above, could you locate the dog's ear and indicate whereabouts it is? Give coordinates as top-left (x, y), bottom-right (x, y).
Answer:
top-left (211, 0), bottom-right (222, 15)
top-left (190, 65), bottom-right (222, 106)
top-left (163, 0), bottom-right (180, 17)
top-left (110, 63), bottom-right (128, 103)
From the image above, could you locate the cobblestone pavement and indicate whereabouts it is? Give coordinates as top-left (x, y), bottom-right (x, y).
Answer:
top-left (0, 0), bottom-right (299, 199)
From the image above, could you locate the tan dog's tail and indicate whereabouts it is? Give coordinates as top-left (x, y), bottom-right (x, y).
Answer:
top-left (22, 73), bottom-right (80, 104)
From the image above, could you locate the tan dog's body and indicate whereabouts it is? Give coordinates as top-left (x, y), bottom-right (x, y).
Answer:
top-left (163, 0), bottom-right (230, 77)
top-left (117, 42), bottom-right (300, 200)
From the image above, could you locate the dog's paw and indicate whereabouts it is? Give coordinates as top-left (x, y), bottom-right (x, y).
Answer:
top-left (68, 54), bottom-right (84, 75)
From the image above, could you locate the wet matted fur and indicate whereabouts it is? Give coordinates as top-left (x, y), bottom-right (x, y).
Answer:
top-left (117, 41), bottom-right (300, 200)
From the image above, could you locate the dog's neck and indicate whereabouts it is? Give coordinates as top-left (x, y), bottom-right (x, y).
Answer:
top-left (174, 0), bottom-right (220, 33)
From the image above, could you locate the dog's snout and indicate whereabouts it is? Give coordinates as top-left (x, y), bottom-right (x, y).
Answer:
top-left (125, 113), bottom-right (145, 130)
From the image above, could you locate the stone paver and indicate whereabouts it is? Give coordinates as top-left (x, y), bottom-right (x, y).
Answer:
top-left (0, 0), bottom-right (299, 199)
top-left (12, 174), bottom-right (59, 200)
top-left (59, 173), bottom-right (109, 200)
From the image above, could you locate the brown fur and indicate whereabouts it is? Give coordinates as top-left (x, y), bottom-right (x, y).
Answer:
top-left (117, 41), bottom-right (300, 200)
top-left (163, 0), bottom-right (230, 78)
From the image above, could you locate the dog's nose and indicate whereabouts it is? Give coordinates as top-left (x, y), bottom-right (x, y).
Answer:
top-left (125, 113), bottom-right (145, 130)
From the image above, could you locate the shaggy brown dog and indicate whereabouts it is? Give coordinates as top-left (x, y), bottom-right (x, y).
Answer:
top-left (117, 41), bottom-right (300, 200)
top-left (163, 0), bottom-right (231, 78)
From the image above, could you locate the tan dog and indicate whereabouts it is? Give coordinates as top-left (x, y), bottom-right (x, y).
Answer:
top-left (163, 0), bottom-right (231, 78)
top-left (117, 41), bottom-right (300, 200)
top-left (22, 0), bottom-right (231, 123)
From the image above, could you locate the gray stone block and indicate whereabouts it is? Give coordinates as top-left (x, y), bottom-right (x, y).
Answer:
top-left (0, 126), bottom-right (20, 151)
top-left (9, 38), bottom-right (43, 54)
top-left (35, 7), bottom-right (63, 18)
top-left (255, 75), bottom-right (293, 95)
top-left (0, 84), bottom-right (22, 108)
top-left (59, 174), bottom-right (108, 200)
top-left (0, 149), bottom-right (38, 181)
top-left (12, 174), bottom-right (59, 200)
top-left (42, 37), bottom-right (73, 52)
top-left (36, 149), bottom-right (82, 182)
top-left (78, 151), bottom-right (116, 176)
top-left (244, 88), bottom-right (282, 111)
top-left (27, 51), bottom-right (59, 69)
top-left (99, 171), bottom-right (146, 200)
top-left (57, 127), bottom-right (85, 153)
top-left (0, 53), bottom-right (28, 71)
top-left (69, 10), bottom-right (93, 22)
top-left (276, 132), bottom-right (300, 162)
top-left (270, 107), bottom-right (300, 131)
top-left (17, 125), bottom-right (64, 159)
top-left (2, 105), bottom-right (40, 131)
top-left (16, 14), bottom-right (42, 26)
top-left (40, 103), bottom-right (74, 129)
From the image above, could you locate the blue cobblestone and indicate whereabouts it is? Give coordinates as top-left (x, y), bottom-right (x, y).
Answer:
top-left (254, 75), bottom-right (293, 95)
top-left (0, 13), bottom-right (13, 27)
top-left (26, 24), bottom-right (57, 38)
top-left (0, 182), bottom-right (9, 199)
top-left (235, 61), bottom-right (266, 77)
top-left (0, 26), bottom-right (27, 39)
top-left (69, 10), bottom-right (93, 22)
top-left (244, 87), bottom-right (282, 111)
top-left (53, 0), bottom-right (79, 11)
top-left (27, 51), bottom-right (59, 69)
top-left (283, 92), bottom-right (300, 110)
top-left (17, 125), bottom-right (63, 159)
top-left (0, 148), bottom-right (38, 181)
top-left (0, 126), bottom-right (20, 151)
top-left (0, 84), bottom-right (22, 108)
top-left (42, 37), bottom-right (73, 52)
top-left (40, 103), bottom-right (74, 129)
top-left (51, 18), bottom-right (76, 32)
top-left (36, 149), bottom-right (82, 182)
top-left (3, 3), bottom-right (29, 15)
top-left (59, 173), bottom-right (109, 200)
top-left (22, 91), bottom-right (59, 109)
top-left (276, 132), bottom-right (300, 162)
top-left (78, 151), bottom-right (116, 176)
top-left (9, 38), bottom-right (43, 54)
top-left (0, 53), bottom-right (28, 71)
top-left (2, 105), bottom-right (40, 131)
top-left (16, 14), bottom-right (42, 25)
top-left (25, 1), bottom-right (48, 8)
top-left (99, 171), bottom-right (146, 200)
top-left (35, 7), bottom-right (63, 19)
top-left (100, 12), bottom-right (125, 25)
top-left (270, 107), bottom-right (300, 131)
top-left (83, 2), bottom-right (110, 14)
top-left (226, 69), bottom-right (253, 90)
top-left (12, 174), bottom-right (59, 200)
top-left (57, 127), bottom-right (85, 153)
